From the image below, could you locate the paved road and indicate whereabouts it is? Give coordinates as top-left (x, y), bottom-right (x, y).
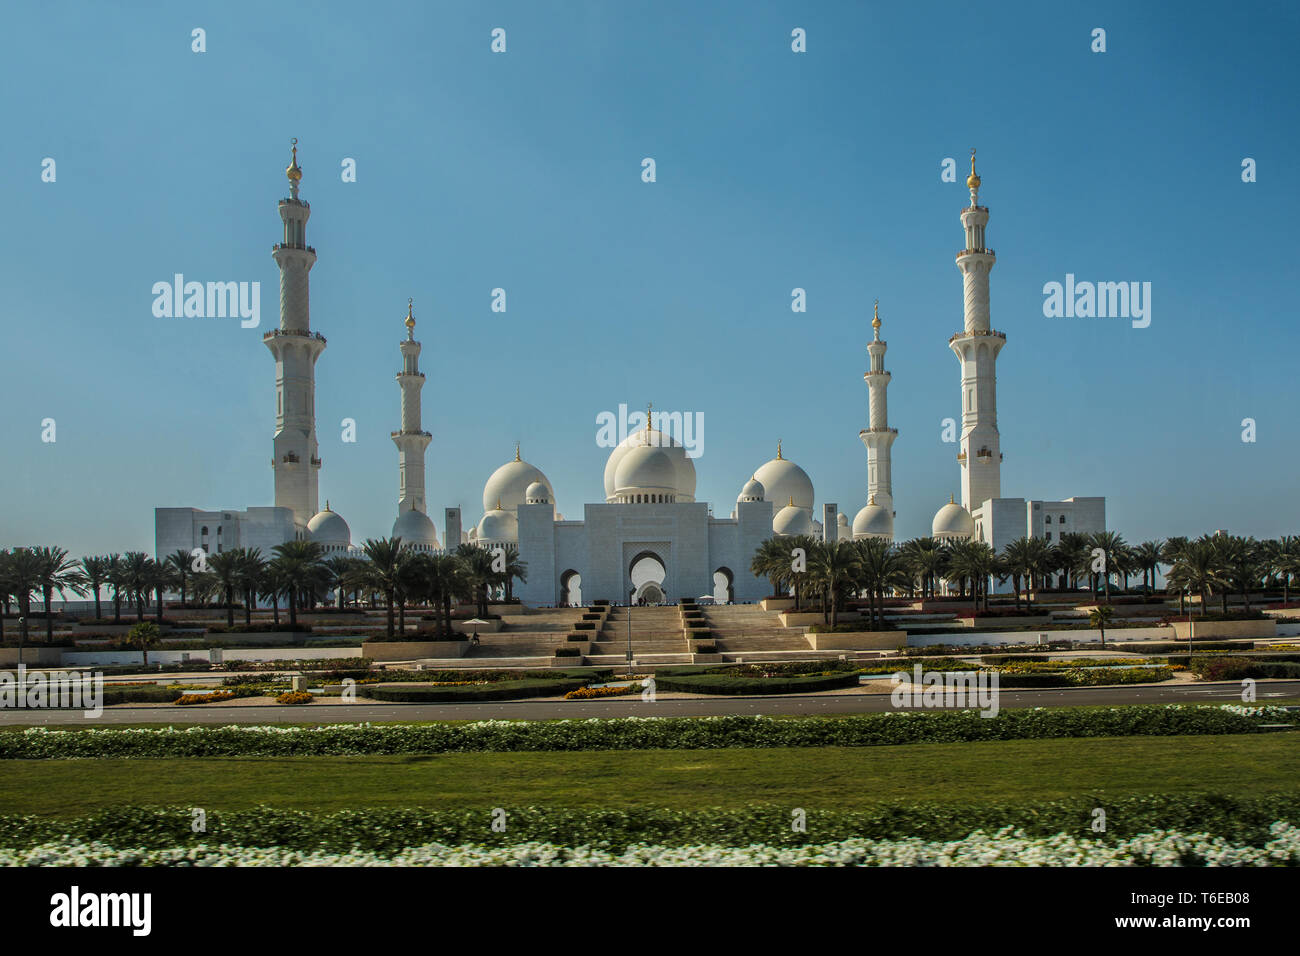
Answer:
top-left (2, 680), bottom-right (1296, 726)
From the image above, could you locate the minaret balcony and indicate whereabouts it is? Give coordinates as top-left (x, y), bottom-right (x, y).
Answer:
top-left (264, 329), bottom-right (327, 345)
top-left (396, 371), bottom-right (426, 380)
top-left (948, 329), bottom-right (1006, 345)
top-left (955, 248), bottom-right (995, 258)
top-left (272, 243), bottom-right (316, 255)
top-left (863, 369), bottom-right (891, 379)
top-left (956, 451), bottom-right (967, 461)
top-left (390, 430), bottom-right (433, 439)
top-left (860, 427), bottom-right (898, 435)
top-left (311, 456), bottom-right (322, 467)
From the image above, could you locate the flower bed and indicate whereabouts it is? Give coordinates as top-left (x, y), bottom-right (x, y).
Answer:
top-left (564, 684), bottom-right (641, 700)
top-left (653, 662), bottom-right (862, 696)
top-left (3, 706), bottom-right (1294, 760)
top-left (275, 691), bottom-right (313, 705)
top-left (3, 824), bottom-right (1298, 866)
top-left (175, 692), bottom-right (237, 706)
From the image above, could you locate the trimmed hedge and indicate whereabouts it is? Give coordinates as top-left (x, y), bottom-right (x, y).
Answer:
top-left (2, 705), bottom-right (1295, 759)
top-left (653, 667), bottom-right (861, 696)
top-left (3, 793), bottom-right (1293, 851)
top-left (1189, 657), bottom-right (1300, 681)
top-left (364, 678), bottom-right (588, 703)
top-left (100, 686), bottom-right (185, 706)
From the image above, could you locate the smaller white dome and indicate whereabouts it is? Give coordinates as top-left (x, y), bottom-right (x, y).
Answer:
top-left (524, 481), bottom-right (550, 504)
top-left (853, 502), bottom-right (893, 539)
top-left (307, 504), bottom-right (350, 548)
top-left (773, 503), bottom-right (814, 537)
top-left (932, 497), bottom-right (975, 539)
top-left (737, 476), bottom-right (765, 502)
top-left (477, 508), bottom-right (518, 543)
top-left (392, 508), bottom-right (439, 549)
top-left (837, 512), bottom-right (850, 529)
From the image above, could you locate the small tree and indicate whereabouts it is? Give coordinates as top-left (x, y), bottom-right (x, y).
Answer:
top-left (129, 621), bottom-right (162, 669)
top-left (1087, 604), bottom-right (1114, 648)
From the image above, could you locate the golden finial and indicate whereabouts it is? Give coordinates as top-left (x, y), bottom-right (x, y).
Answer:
top-left (324, 499), bottom-right (331, 511)
top-left (286, 138), bottom-right (302, 184)
top-left (496, 497), bottom-right (503, 511)
top-left (776, 439), bottom-right (783, 460)
top-left (949, 493), bottom-right (955, 504)
top-left (870, 494), bottom-right (876, 505)
top-left (966, 147), bottom-right (980, 190)
top-left (788, 496), bottom-right (795, 507)
top-left (645, 401), bottom-right (653, 432)
top-left (514, 442), bottom-right (521, 462)
top-left (872, 299), bottom-right (881, 332)
top-left (404, 297), bottom-right (415, 333)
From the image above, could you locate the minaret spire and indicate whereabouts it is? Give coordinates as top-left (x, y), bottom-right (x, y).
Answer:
top-left (392, 298), bottom-right (432, 514)
top-left (952, 148), bottom-right (1003, 513)
top-left (266, 138), bottom-right (324, 528)
top-left (859, 298), bottom-right (897, 536)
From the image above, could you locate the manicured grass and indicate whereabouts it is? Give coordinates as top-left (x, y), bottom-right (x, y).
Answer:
top-left (1, 734), bottom-right (1294, 817)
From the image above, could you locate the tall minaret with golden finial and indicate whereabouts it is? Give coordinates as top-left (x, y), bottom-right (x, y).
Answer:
top-left (266, 138), bottom-right (324, 529)
top-left (858, 299), bottom-right (897, 536)
top-left (952, 147), bottom-right (1003, 512)
top-left (392, 298), bottom-right (432, 516)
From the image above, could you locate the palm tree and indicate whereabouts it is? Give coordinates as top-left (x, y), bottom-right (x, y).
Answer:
top-left (1000, 537), bottom-right (1034, 610)
top-left (166, 548), bottom-right (198, 608)
top-left (1132, 540), bottom-right (1164, 594)
top-left (1088, 604), bottom-right (1114, 647)
top-left (129, 621), bottom-right (162, 669)
top-left (0, 550), bottom-right (12, 642)
top-left (5, 548), bottom-right (43, 651)
top-left (1218, 535), bottom-right (1266, 612)
top-left (206, 550), bottom-right (243, 627)
top-left (1275, 535), bottom-right (1300, 604)
top-left (33, 546), bottom-right (86, 641)
top-left (146, 558), bottom-right (177, 624)
top-left (394, 550), bottom-right (431, 636)
top-left (454, 543), bottom-right (498, 619)
top-left (1026, 536), bottom-right (1057, 598)
top-left (361, 538), bottom-right (411, 638)
top-left (236, 548), bottom-right (267, 627)
top-left (79, 555), bottom-right (111, 620)
top-left (1166, 536), bottom-right (1226, 615)
top-left (104, 554), bottom-right (126, 623)
top-left (1086, 531), bottom-right (1127, 604)
top-left (259, 561), bottom-right (288, 627)
top-left (899, 537), bottom-right (945, 600)
top-left (117, 552), bottom-right (153, 622)
top-left (423, 553), bottom-right (463, 638)
top-left (269, 540), bottom-right (326, 631)
top-left (500, 544), bottom-right (528, 603)
top-left (1056, 532), bottom-right (1091, 591)
top-left (806, 539), bottom-right (858, 627)
top-left (750, 537), bottom-right (794, 598)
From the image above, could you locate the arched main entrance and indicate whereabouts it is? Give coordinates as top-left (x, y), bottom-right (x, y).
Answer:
top-left (629, 550), bottom-right (666, 605)
top-left (712, 567), bottom-right (735, 604)
top-left (559, 569), bottom-right (582, 607)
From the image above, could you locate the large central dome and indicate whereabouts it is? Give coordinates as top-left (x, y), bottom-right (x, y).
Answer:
top-left (603, 425), bottom-right (696, 502)
top-left (482, 447), bottom-right (553, 514)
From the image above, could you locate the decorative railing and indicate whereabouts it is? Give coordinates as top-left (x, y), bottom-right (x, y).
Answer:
top-left (948, 329), bottom-right (1006, 345)
top-left (955, 248), bottom-right (995, 257)
top-left (263, 329), bottom-right (327, 345)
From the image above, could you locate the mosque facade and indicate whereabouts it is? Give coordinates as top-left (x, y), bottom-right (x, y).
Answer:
top-left (154, 145), bottom-right (1104, 603)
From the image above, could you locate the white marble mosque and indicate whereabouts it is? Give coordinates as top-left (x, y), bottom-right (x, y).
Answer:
top-left (155, 145), bottom-right (1105, 604)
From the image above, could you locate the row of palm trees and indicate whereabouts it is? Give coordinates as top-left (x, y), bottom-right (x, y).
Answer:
top-left (0, 540), bottom-right (530, 644)
top-left (751, 532), bottom-right (1300, 624)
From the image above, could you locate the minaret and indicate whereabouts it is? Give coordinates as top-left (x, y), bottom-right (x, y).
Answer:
top-left (859, 300), bottom-right (897, 516)
top-left (265, 139), bottom-right (324, 529)
top-left (392, 299), bottom-right (432, 514)
top-left (952, 148), bottom-right (1003, 512)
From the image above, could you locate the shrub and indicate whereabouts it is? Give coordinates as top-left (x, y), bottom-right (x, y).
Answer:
top-left (553, 647), bottom-right (581, 657)
top-left (654, 667), bottom-right (860, 696)
top-left (565, 684), bottom-right (640, 700)
top-left (566, 634), bottom-right (588, 642)
top-left (691, 643), bottom-right (717, 654)
top-left (276, 692), bottom-right (313, 705)
top-left (573, 622), bottom-right (596, 631)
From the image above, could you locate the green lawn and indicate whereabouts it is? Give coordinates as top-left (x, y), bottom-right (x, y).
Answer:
top-left (2, 733), bottom-right (1294, 816)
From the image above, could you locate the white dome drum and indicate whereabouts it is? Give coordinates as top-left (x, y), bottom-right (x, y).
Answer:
top-left (852, 500), bottom-right (893, 539)
top-left (932, 497), bottom-right (975, 539)
top-left (477, 507), bottom-right (518, 544)
top-left (614, 445), bottom-right (679, 501)
top-left (307, 503), bottom-right (350, 550)
top-left (603, 426), bottom-right (696, 502)
top-left (772, 502), bottom-right (814, 537)
top-left (392, 508), bottom-right (439, 550)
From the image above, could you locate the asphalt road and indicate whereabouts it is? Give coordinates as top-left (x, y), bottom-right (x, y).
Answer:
top-left (2, 680), bottom-right (1296, 726)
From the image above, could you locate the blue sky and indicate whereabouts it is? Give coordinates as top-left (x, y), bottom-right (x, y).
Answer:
top-left (1, 0), bottom-right (1297, 559)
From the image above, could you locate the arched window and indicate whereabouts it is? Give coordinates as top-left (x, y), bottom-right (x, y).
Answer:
top-left (1045, 515), bottom-right (1052, 524)
top-left (200, 526), bottom-right (208, 536)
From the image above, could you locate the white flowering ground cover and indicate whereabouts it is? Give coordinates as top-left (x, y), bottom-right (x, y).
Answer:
top-left (2, 705), bottom-right (1294, 759)
top-left (6, 823), bottom-right (1300, 866)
